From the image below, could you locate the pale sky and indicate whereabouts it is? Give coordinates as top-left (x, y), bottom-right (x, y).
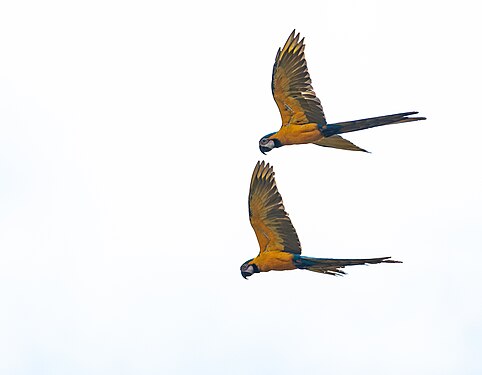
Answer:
top-left (1, 1), bottom-right (481, 374)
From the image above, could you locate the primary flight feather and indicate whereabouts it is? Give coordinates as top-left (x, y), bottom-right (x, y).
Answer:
top-left (240, 161), bottom-right (401, 279)
top-left (259, 30), bottom-right (426, 154)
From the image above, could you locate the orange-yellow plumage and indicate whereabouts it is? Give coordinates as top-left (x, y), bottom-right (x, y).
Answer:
top-left (240, 161), bottom-right (402, 278)
top-left (259, 30), bottom-right (426, 154)
top-left (270, 123), bottom-right (321, 145)
top-left (253, 251), bottom-right (296, 272)
top-left (246, 161), bottom-right (300, 273)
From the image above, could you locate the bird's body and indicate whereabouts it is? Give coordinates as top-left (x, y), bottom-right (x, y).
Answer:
top-left (240, 161), bottom-right (401, 278)
top-left (268, 123), bottom-right (321, 146)
top-left (259, 30), bottom-right (426, 154)
top-left (251, 251), bottom-right (297, 272)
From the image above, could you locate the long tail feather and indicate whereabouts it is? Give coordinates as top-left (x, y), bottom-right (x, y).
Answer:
top-left (322, 111), bottom-right (426, 137)
top-left (312, 135), bottom-right (368, 152)
top-left (294, 255), bottom-right (402, 276)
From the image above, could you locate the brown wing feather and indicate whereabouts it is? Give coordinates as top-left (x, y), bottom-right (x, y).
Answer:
top-left (248, 161), bottom-right (301, 254)
top-left (272, 30), bottom-right (327, 127)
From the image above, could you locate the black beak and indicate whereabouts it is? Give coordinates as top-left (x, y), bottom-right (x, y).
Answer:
top-left (241, 272), bottom-right (250, 279)
top-left (259, 146), bottom-right (269, 154)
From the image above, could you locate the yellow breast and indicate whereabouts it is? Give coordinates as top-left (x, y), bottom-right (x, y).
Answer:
top-left (253, 251), bottom-right (296, 272)
top-left (271, 123), bottom-right (322, 145)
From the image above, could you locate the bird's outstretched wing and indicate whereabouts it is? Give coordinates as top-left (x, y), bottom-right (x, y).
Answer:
top-left (249, 161), bottom-right (301, 255)
top-left (272, 30), bottom-right (327, 127)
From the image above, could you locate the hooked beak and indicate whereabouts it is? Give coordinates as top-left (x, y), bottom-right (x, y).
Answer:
top-left (240, 263), bottom-right (255, 279)
top-left (259, 145), bottom-right (270, 154)
top-left (259, 139), bottom-right (275, 154)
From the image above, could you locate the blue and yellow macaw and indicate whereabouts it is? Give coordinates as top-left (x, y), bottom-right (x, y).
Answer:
top-left (240, 161), bottom-right (401, 278)
top-left (259, 30), bottom-right (426, 154)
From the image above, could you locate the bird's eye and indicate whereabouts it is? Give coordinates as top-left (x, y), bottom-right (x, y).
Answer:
top-left (260, 138), bottom-right (268, 145)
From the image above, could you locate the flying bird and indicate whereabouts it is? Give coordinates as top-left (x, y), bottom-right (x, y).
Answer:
top-left (259, 30), bottom-right (426, 154)
top-left (240, 161), bottom-right (401, 279)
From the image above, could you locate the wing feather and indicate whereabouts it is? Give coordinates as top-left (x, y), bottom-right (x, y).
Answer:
top-left (248, 161), bottom-right (301, 254)
top-left (272, 30), bottom-right (326, 127)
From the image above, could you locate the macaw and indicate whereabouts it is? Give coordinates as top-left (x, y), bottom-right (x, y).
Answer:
top-left (240, 161), bottom-right (401, 278)
top-left (259, 30), bottom-right (426, 154)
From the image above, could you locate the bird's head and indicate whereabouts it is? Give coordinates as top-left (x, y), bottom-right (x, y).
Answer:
top-left (259, 133), bottom-right (281, 154)
top-left (240, 259), bottom-right (260, 279)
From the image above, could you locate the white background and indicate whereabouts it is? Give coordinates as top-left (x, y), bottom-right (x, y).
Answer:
top-left (1, 0), bottom-right (481, 374)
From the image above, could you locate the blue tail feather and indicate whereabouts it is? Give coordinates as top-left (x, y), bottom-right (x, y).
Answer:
top-left (319, 111), bottom-right (426, 137)
top-left (293, 255), bottom-right (401, 276)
